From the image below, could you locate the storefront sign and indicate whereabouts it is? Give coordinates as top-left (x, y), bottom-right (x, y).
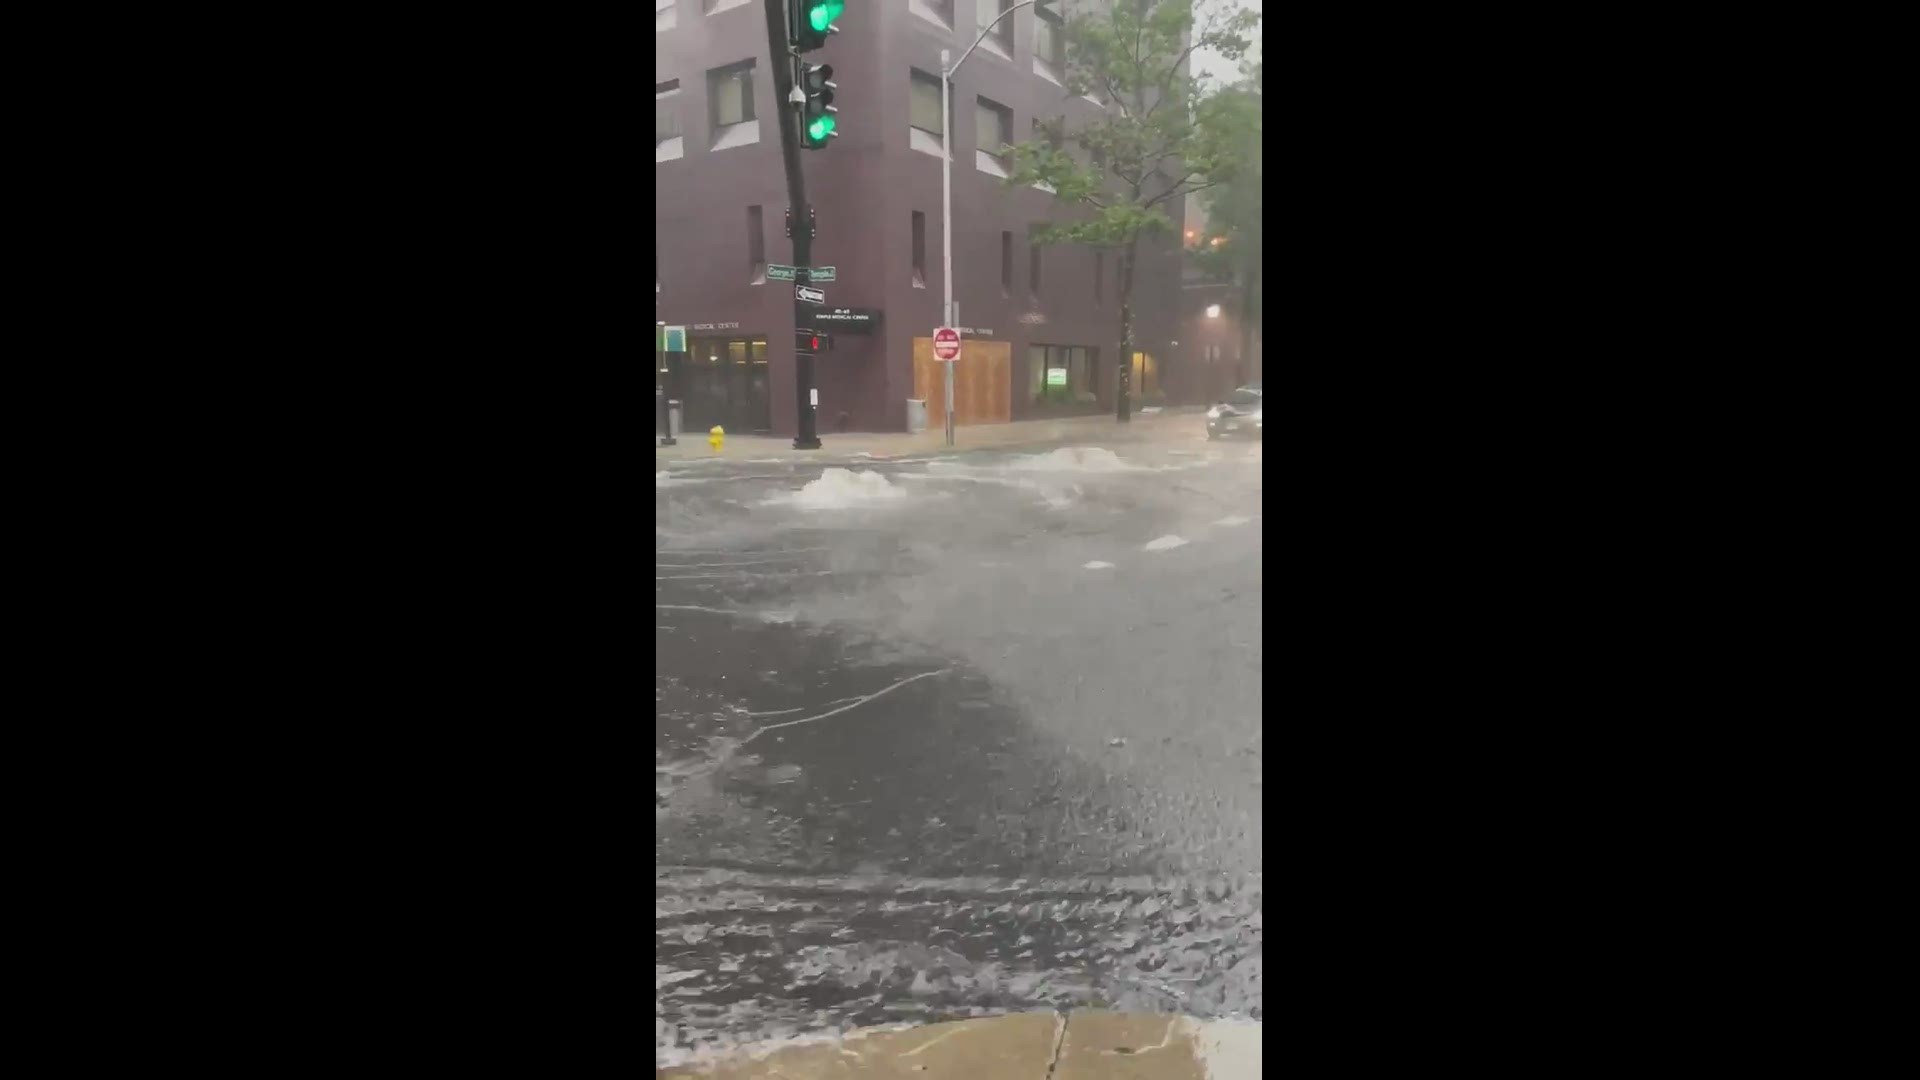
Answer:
top-left (813, 307), bottom-right (881, 333)
top-left (954, 326), bottom-right (994, 337)
top-left (690, 321), bottom-right (742, 331)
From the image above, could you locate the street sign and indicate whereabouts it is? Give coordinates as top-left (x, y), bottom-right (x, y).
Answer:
top-left (797, 285), bottom-right (826, 305)
top-left (933, 326), bottom-right (961, 361)
top-left (768, 265), bottom-right (834, 282)
top-left (813, 307), bottom-right (879, 332)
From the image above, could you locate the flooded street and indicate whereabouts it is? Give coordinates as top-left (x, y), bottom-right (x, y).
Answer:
top-left (656, 434), bottom-right (1262, 1068)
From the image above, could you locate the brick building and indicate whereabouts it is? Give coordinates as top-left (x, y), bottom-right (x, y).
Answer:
top-left (655, 0), bottom-right (1184, 435)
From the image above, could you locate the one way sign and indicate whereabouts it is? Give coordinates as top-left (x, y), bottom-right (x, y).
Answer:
top-left (796, 285), bottom-right (826, 305)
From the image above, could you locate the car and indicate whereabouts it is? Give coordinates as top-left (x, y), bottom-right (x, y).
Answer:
top-left (1206, 384), bottom-right (1262, 439)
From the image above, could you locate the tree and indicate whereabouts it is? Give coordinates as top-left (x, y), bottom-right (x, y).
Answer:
top-left (1188, 58), bottom-right (1261, 386)
top-left (1007, 0), bottom-right (1259, 421)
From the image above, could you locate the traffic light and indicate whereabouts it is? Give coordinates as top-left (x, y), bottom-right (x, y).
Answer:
top-left (792, 0), bottom-right (844, 54)
top-left (801, 63), bottom-right (837, 149)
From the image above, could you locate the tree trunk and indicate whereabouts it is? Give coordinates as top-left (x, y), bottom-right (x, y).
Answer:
top-left (1115, 237), bottom-right (1137, 422)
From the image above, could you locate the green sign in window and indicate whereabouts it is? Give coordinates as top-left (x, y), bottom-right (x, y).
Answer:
top-left (1047, 367), bottom-right (1068, 387)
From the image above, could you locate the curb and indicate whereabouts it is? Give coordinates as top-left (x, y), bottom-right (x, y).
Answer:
top-left (658, 1010), bottom-right (1259, 1078)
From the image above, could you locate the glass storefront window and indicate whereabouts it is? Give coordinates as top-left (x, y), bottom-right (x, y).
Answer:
top-left (1030, 344), bottom-right (1100, 406)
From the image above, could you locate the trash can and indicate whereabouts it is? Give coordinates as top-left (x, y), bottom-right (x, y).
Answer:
top-left (669, 400), bottom-right (683, 440)
top-left (905, 399), bottom-right (928, 434)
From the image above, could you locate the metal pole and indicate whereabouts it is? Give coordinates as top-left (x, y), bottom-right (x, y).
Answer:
top-left (941, 48), bottom-right (954, 447)
top-left (766, 0), bottom-right (821, 449)
top-left (935, 6), bottom-right (1037, 448)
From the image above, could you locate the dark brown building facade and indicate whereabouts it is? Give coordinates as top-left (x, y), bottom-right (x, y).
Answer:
top-left (656, 0), bottom-right (1184, 435)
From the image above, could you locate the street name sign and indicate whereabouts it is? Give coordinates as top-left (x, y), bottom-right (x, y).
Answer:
top-left (768, 265), bottom-right (836, 282)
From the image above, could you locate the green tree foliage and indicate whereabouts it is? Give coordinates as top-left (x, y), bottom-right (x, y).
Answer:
top-left (1188, 59), bottom-right (1260, 379)
top-left (1007, 0), bottom-right (1258, 418)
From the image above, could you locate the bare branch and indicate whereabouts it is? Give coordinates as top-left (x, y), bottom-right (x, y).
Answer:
top-left (1144, 38), bottom-right (1201, 121)
top-left (1145, 178), bottom-right (1219, 211)
top-left (1143, 171), bottom-right (1199, 208)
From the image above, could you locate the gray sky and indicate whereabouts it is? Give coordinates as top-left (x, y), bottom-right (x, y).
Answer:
top-left (1190, 0), bottom-right (1260, 87)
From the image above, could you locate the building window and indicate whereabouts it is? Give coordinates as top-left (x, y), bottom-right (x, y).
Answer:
top-left (657, 0), bottom-right (678, 31)
top-left (1028, 344), bottom-right (1097, 405)
top-left (1035, 115), bottom-right (1063, 153)
top-left (747, 206), bottom-right (765, 284)
top-left (1094, 252), bottom-right (1104, 306)
top-left (656, 81), bottom-right (684, 162)
top-left (1034, 6), bottom-right (1064, 82)
top-left (977, 0), bottom-right (1011, 51)
top-left (911, 0), bottom-right (954, 31)
top-left (1029, 117), bottom-right (1061, 192)
top-left (1029, 229), bottom-right (1042, 299)
top-left (909, 68), bottom-right (948, 157)
top-left (1001, 231), bottom-right (1012, 296)
top-left (975, 96), bottom-right (1011, 177)
top-left (708, 60), bottom-right (759, 151)
top-left (912, 211), bottom-right (927, 288)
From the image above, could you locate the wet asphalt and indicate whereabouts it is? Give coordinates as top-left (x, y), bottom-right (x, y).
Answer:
top-left (655, 427), bottom-right (1263, 1066)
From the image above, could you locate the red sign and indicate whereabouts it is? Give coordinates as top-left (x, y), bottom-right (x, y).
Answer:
top-left (933, 327), bottom-right (962, 361)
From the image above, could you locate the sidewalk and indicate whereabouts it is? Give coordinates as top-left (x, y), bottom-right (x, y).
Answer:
top-left (657, 1010), bottom-right (1259, 1078)
top-left (655, 407), bottom-right (1206, 463)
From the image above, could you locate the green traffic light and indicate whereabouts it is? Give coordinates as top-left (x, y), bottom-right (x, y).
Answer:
top-left (808, 1), bottom-right (844, 33)
top-left (807, 114), bottom-right (837, 142)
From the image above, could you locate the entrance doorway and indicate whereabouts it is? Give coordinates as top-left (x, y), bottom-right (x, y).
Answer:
top-left (684, 336), bottom-right (771, 434)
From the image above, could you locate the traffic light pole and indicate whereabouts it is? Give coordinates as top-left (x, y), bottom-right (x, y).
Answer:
top-left (765, 0), bottom-right (821, 450)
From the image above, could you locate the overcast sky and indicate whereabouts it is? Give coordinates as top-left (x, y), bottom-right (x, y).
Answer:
top-left (1190, 0), bottom-right (1261, 87)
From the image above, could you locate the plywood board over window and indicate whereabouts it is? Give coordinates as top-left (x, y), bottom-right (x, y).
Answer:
top-left (913, 338), bottom-right (1011, 427)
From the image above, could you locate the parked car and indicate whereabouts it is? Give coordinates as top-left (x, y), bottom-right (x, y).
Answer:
top-left (1206, 384), bottom-right (1263, 439)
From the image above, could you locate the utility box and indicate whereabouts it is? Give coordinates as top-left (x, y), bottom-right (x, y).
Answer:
top-left (905, 399), bottom-right (928, 433)
top-left (668, 400), bottom-right (683, 439)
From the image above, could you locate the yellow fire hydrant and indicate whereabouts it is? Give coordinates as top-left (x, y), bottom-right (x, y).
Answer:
top-left (709, 425), bottom-right (725, 452)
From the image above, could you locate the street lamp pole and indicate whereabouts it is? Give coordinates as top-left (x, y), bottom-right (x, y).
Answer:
top-left (940, 47), bottom-right (953, 446)
top-left (941, 1), bottom-right (1038, 447)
